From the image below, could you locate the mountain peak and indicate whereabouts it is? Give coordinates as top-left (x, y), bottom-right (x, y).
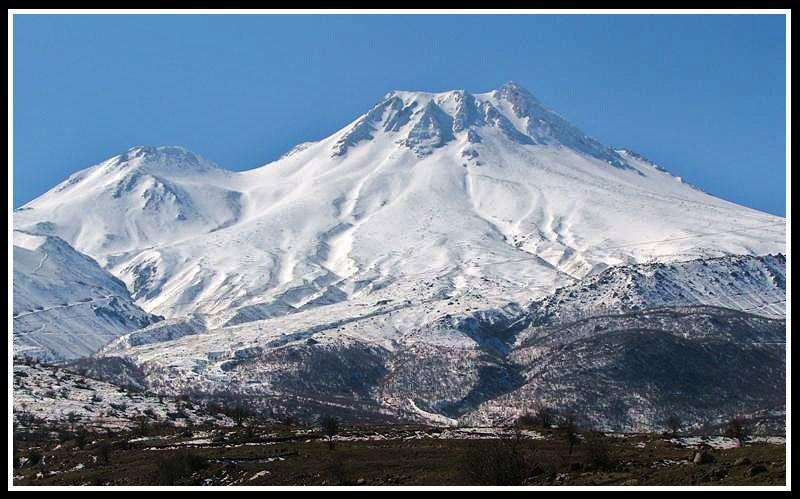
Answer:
top-left (496, 80), bottom-right (532, 94)
top-left (385, 82), bottom-right (533, 100)
top-left (116, 145), bottom-right (208, 169)
top-left (93, 145), bottom-right (228, 179)
top-left (332, 83), bottom-right (631, 168)
top-left (494, 81), bottom-right (542, 104)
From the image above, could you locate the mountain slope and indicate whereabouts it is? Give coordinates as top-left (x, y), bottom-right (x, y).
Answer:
top-left (87, 254), bottom-right (785, 430)
top-left (12, 231), bottom-right (160, 362)
top-left (89, 303), bottom-right (785, 431)
top-left (14, 83), bottom-right (785, 320)
top-left (13, 359), bottom-right (231, 430)
top-left (524, 253), bottom-right (787, 325)
top-left (470, 305), bottom-right (785, 431)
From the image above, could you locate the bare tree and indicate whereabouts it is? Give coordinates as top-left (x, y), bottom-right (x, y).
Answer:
top-left (515, 413), bottom-right (537, 428)
top-left (228, 403), bottom-right (250, 427)
top-left (320, 415), bottom-right (339, 450)
top-left (560, 413), bottom-right (579, 455)
top-left (537, 405), bottom-right (556, 429)
top-left (724, 417), bottom-right (749, 445)
top-left (244, 418), bottom-right (258, 440)
top-left (75, 427), bottom-right (91, 449)
top-left (583, 432), bottom-right (612, 470)
top-left (135, 415), bottom-right (150, 437)
top-left (97, 439), bottom-right (113, 465)
top-left (666, 415), bottom-right (682, 437)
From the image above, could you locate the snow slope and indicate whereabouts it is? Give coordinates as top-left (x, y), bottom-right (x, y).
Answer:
top-left (12, 231), bottom-right (160, 362)
top-left (15, 83), bottom-right (785, 320)
top-left (14, 146), bottom-right (243, 260)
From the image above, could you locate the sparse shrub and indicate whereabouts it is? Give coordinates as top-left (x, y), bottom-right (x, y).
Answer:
top-left (56, 427), bottom-right (73, 444)
top-left (698, 421), bottom-right (715, 437)
top-left (326, 452), bottom-right (348, 485)
top-left (206, 401), bottom-right (222, 414)
top-left (515, 413), bottom-right (538, 428)
top-left (583, 432), bottom-right (612, 470)
top-left (12, 434), bottom-right (23, 469)
top-left (282, 415), bottom-right (297, 428)
top-left (461, 429), bottom-right (539, 485)
top-left (157, 451), bottom-right (207, 485)
top-left (109, 402), bottom-right (128, 412)
top-left (26, 449), bottom-right (43, 466)
top-left (15, 410), bottom-right (41, 428)
top-left (211, 429), bottom-right (227, 444)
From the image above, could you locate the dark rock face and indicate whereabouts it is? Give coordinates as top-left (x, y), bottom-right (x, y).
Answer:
top-left (403, 102), bottom-right (456, 157)
top-left (494, 82), bottom-right (630, 169)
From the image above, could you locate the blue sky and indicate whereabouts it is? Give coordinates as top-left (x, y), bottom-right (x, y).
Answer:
top-left (13, 14), bottom-right (786, 215)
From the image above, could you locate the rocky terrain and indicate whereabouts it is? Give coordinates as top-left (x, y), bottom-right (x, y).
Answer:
top-left (12, 419), bottom-right (786, 486)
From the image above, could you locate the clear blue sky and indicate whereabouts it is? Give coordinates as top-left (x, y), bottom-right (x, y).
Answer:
top-left (13, 14), bottom-right (786, 216)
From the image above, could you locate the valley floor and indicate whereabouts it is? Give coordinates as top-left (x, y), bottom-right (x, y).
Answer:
top-left (12, 423), bottom-right (786, 487)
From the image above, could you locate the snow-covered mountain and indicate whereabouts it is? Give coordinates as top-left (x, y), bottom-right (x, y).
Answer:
top-left (12, 231), bottom-right (159, 362)
top-left (83, 254), bottom-right (785, 430)
top-left (12, 82), bottom-right (786, 429)
top-left (15, 82), bottom-right (785, 321)
top-left (15, 146), bottom-right (243, 258)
